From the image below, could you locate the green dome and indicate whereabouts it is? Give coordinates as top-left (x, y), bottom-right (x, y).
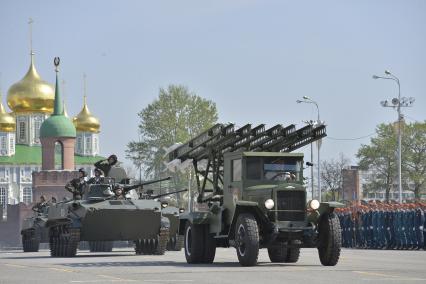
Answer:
top-left (40, 115), bottom-right (76, 138)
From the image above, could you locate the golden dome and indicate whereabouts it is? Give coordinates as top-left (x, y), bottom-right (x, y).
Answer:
top-left (0, 96), bottom-right (16, 132)
top-left (7, 55), bottom-right (54, 114)
top-left (73, 96), bottom-right (100, 133)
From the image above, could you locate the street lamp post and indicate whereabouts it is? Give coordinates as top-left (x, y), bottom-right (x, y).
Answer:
top-left (297, 96), bottom-right (322, 202)
top-left (372, 71), bottom-right (415, 203)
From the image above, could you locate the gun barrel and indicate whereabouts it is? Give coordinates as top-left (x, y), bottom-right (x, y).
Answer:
top-left (151, 188), bottom-right (188, 199)
top-left (140, 176), bottom-right (171, 186)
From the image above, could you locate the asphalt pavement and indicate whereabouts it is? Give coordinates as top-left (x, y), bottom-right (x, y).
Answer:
top-left (0, 248), bottom-right (425, 284)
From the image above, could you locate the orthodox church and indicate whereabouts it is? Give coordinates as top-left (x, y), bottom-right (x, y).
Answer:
top-left (0, 51), bottom-right (104, 207)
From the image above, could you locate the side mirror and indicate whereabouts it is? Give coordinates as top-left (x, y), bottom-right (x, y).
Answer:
top-left (306, 162), bottom-right (314, 167)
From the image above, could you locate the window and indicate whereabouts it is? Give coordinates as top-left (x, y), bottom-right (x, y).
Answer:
top-left (246, 157), bottom-right (262, 180)
top-left (232, 159), bottom-right (242, 182)
top-left (77, 137), bottom-right (82, 152)
top-left (263, 157), bottom-right (301, 181)
top-left (34, 118), bottom-right (41, 142)
top-left (0, 168), bottom-right (5, 178)
top-left (94, 137), bottom-right (98, 153)
top-left (19, 121), bottom-right (26, 141)
top-left (0, 135), bottom-right (6, 151)
top-left (55, 142), bottom-right (63, 170)
top-left (10, 136), bottom-right (14, 153)
top-left (86, 137), bottom-right (92, 153)
top-left (0, 187), bottom-right (7, 208)
top-left (22, 187), bottom-right (32, 204)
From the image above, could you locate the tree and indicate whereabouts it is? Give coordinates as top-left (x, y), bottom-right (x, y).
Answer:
top-left (126, 85), bottom-right (218, 181)
top-left (402, 122), bottom-right (426, 200)
top-left (320, 153), bottom-right (350, 201)
top-left (357, 124), bottom-right (397, 201)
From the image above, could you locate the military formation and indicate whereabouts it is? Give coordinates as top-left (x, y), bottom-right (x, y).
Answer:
top-left (336, 202), bottom-right (426, 250)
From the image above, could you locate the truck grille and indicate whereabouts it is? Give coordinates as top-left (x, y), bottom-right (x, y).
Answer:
top-left (276, 190), bottom-right (306, 221)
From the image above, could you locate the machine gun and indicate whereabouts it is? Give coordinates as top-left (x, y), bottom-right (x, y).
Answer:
top-left (120, 176), bottom-right (172, 194)
top-left (167, 123), bottom-right (326, 202)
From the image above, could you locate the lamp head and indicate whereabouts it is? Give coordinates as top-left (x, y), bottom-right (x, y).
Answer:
top-left (372, 75), bottom-right (380, 79)
top-left (302, 96), bottom-right (310, 100)
top-left (384, 70), bottom-right (391, 75)
top-left (296, 100), bottom-right (302, 103)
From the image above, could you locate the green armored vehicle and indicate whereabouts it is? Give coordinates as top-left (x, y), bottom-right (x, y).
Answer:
top-left (46, 178), bottom-right (170, 257)
top-left (21, 206), bottom-right (50, 252)
top-left (168, 123), bottom-right (343, 266)
top-left (135, 186), bottom-right (187, 254)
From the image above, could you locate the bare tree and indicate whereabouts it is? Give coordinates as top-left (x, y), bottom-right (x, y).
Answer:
top-left (320, 153), bottom-right (350, 201)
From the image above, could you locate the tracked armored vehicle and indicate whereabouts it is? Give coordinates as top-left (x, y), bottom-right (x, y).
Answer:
top-left (46, 178), bottom-right (170, 257)
top-left (168, 123), bottom-right (343, 266)
top-left (21, 207), bottom-right (50, 252)
top-left (134, 186), bottom-right (187, 254)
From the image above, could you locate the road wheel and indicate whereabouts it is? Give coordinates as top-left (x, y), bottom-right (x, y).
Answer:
top-left (50, 225), bottom-right (79, 257)
top-left (184, 222), bottom-right (205, 263)
top-left (317, 213), bottom-right (341, 266)
top-left (235, 213), bottom-right (259, 266)
top-left (285, 248), bottom-right (300, 263)
top-left (134, 240), bottom-right (142, 254)
top-left (268, 245), bottom-right (288, 263)
top-left (22, 230), bottom-right (39, 252)
top-left (153, 228), bottom-right (170, 255)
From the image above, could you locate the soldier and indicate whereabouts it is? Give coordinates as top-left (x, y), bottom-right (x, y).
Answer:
top-left (65, 168), bottom-right (87, 200)
top-left (87, 168), bottom-right (104, 184)
top-left (50, 196), bottom-right (57, 204)
top-left (32, 195), bottom-right (47, 213)
top-left (113, 184), bottom-right (125, 200)
top-left (94, 154), bottom-right (118, 177)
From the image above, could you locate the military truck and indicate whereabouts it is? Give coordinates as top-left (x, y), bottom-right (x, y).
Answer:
top-left (45, 177), bottom-right (170, 257)
top-left (168, 123), bottom-right (343, 266)
top-left (21, 207), bottom-right (50, 252)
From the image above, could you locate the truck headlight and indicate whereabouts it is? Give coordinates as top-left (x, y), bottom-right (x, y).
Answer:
top-left (161, 202), bottom-right (168, 208)
top-left (308, 199), bottom-right (320, 210)
top-left (264, 199), bottom-right (275, 210)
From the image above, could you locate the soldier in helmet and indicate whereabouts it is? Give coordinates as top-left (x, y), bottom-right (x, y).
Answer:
top-left (94, 154), bottom-right (118, 177)
top-left (113, 184), bottom-right (125, 200)
top-left (65, 168), bottom-right (87, 200)
top-left (87, 168), bottom-right (104, 184)
top-left (32, 195), bottom-right (47, 213)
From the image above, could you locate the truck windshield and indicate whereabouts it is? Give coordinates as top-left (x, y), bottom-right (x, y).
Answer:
top-left (246, 157), bottom-right (302, 182)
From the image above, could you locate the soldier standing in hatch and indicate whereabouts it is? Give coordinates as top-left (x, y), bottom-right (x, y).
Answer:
top-left (65, 168), bottom-right (87, 200)
top-left (32, 195), bottom-right (47, 213)
top-left (87, 168), bottom-right (104, 184)
top-left (94, 154), bottom-right (118, 177)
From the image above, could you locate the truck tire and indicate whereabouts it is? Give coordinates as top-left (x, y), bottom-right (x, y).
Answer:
top-left (318, 213), bottom-right (341, 266)
top-left (235, 213), bottom-right (259, 266)
top-left (285, 248), bottom-right (300, 263)
top-left (202, 225), bottom-right (216, 263)
top-left (184, 222), bottom-right (205, 263)
top-left (267, 246), bottom-right (288, 262)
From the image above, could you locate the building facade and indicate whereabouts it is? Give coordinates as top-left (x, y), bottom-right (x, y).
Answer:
top-left (0, 52), bottom-right (104, 208)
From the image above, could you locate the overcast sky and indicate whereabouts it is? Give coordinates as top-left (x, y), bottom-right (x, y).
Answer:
top-left (0, 0), bottom-right (425, 174)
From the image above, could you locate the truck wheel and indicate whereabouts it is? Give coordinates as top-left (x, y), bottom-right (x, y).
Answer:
top-left (235, 213), bottom-right (259, 266)
top-left (202, 225), bottom-right (216, 263)
top-left (167, 234), bottom-right (184, 251)
top-left (267, 246), bottom-right (288, 263)
top-left (184, 222), bottom-right (205, 263)
top-left (134, 240), bottom-right (142, 254)
top-left (317, 213), bottom-right (341, 266)
top-left (285, 248), bottom-right (300, 263)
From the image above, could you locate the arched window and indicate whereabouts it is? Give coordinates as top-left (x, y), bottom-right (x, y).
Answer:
top-left (54, 141), bottom-right (64, 170)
